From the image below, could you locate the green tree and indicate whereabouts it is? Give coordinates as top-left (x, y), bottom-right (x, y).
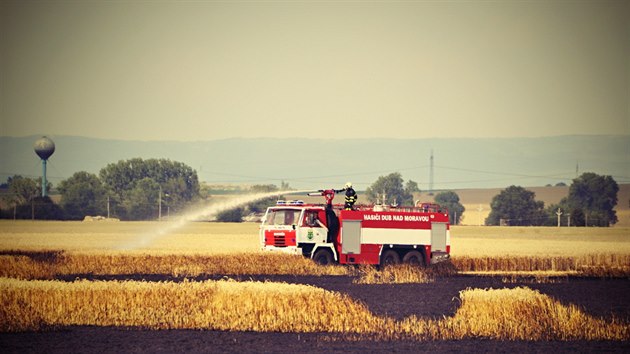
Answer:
top-left (99, 158), bottom-right (200, 220)
top-left (57, 172), bottom-right (108, 220)
top-left (434, 191), bottom-right (465, 225)
top-left (1, 176), bottom-right (38, 218)
top-left (405, 180), bottom-right (420, 196)
top-left (365, 172), bottom-right (414, 206)
top-left (123, 177), bottom-right (160, 220)
top-left (6, 175), bottom-right (39, 206)
top-left (1, 176), bottom-right (61, 220)
top-left (486, 186), bottom-right (545, 226)
top-left (565, 172), bottom-right (618, 226)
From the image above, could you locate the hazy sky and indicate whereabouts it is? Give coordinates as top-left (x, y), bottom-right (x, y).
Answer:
top-left (2, 1), bottom-right (628, 141)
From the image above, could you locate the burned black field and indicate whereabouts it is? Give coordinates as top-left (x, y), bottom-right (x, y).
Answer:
top-left (2, 273), bottom-right (628, 353)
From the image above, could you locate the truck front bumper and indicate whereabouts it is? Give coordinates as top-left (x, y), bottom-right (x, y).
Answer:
top-left (262, 245), bottom-right (302, 255)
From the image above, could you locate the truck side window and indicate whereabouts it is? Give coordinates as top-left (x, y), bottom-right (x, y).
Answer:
top-left (304, 211), bottom-right (318, 227)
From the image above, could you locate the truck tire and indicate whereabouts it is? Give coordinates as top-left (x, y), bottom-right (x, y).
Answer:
top-left (402, 250), bottom-right (425, 266)
top-left (381, 249), bottom-right (400, 266)
top-left (313, 248), bottom-right (333, 265)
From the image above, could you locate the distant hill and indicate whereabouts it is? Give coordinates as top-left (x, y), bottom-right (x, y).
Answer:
top-left (1, 135), bottom-right (628, 191)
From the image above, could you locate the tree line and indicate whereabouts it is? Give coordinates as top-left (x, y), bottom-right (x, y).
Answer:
top-left (1, 161), bottom-right (619, 226)
top-left (486, 172), bottom-right (619, 227)
top-left (364, 171), bottom-right (619, 227)
top-left (1, 158), bottom-right (200, 221)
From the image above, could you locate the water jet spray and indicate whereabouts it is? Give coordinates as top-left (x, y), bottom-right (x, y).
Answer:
top-left (117, 189), bottom-right (313, 250)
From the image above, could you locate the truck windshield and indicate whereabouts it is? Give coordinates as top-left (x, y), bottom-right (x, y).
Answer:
top-left (265, 209), bottom-right (302, 226)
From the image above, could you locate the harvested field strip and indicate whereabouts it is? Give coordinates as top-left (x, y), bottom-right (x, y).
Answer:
top-left (451, 254), bottom-right (630, 276)
top-left (0, 252), bottom-right (349, 280)
top-left (1, 278), bottom-right (627, 340)
top-left (399, 287), bottom-right (630, 341)
top-left (1, 252), bottom-right (628, 281)
top-left (353, 263), bottom-right (454, 284)
top-left (0, 278), bottom-right (385, 333)
top-left (354, 264), bottom-right (433, 284)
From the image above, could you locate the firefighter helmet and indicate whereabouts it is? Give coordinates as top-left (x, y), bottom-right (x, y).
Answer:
top-left (345, 182), bottom-right (352, 189)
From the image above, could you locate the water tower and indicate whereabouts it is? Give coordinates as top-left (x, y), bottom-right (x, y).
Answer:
top-left (34, 136), bottom-right (55, 197)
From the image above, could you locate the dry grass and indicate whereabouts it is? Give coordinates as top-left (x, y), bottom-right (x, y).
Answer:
top-left (353, 262), bottom-right (458, 284)
top-left (0, 278), bottom-right (382, 333)
top-left (353, 264), bottom-right (434, 284)
top-left (432, 287), bottom-right (629, 341)
top-left (2, 221), bottom-right (628, 258)
top-left (0, 252), bottom-right (349, 280)
top-left (1, 251), bottom-right (627, 280)
top-left (2, 218), bottom-right (629, 341)
top-left (1, 278), bottom-right (627, 340)
top-left (498, 273), bottom-right (570, 284)
top-left (452, 254), bottom-right (630, 277)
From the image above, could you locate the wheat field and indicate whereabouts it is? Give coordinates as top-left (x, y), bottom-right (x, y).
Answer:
top-left (1, 278), bottom-right (627, 340)
top-left (1, 220), bottom-right (629, 340)
top-left (2, 221), bottom-right (628, 256)
top-left (1, 221), bottom-right (629, 278)
top-left (0, 220), bottom-right (259, 254)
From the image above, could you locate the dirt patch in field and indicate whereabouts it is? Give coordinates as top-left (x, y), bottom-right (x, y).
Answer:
top-left (2, 274), bottom-right (629, 352)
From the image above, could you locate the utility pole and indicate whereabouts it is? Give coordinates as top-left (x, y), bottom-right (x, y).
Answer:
top-left (158, 186), bottom-right (162, 221)
top-left (556, 208), bottom-right (562, 227)
top-left (585, 213), bottom-right (588, 227)
top-left (107, 195), bottom-right (110, 219)
top-left (567, 213), bottom-right (571, 227)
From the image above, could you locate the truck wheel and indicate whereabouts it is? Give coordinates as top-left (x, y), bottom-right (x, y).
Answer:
top-left (313, 249), bottom-right (333, 265)
top-left (402, 250), bottom-right (425, 266)
top-left (381, 249), bottom-right (400, 266)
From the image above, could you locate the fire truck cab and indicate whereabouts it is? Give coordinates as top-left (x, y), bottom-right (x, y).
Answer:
top-left (260, 192), bottom-right (451, 267)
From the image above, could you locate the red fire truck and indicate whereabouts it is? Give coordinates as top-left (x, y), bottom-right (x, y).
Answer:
top-left (260, 189), bottom-right (450, 266)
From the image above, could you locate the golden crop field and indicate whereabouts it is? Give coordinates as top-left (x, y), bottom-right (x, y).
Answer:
top-left (1, 278), bottom-right (627, 340)
top-left (0, 220), bottom-right (259, 254)
top-left (1, 220), bottom-right (629, 341)
top-left (451, 226), bottom-right (630, 257)
top-left (0, 252), bottom-right (349, 280)
top-left (2, 221), bottom-right (628, 256)
top-left (1, 221), bottom-right (629, 278)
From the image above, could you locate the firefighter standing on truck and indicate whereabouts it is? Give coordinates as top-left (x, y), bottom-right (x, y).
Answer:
top-left (343, 182), bottom-right (357, 210)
